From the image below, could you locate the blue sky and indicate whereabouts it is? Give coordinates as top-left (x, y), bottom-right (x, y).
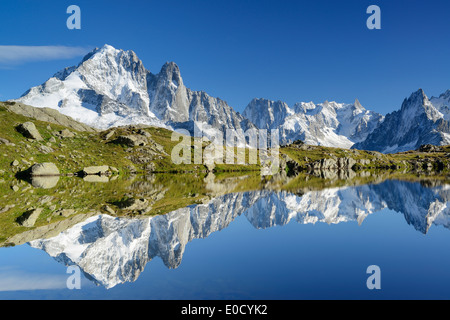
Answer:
top-left (0, 0), bottom-right (449, 115)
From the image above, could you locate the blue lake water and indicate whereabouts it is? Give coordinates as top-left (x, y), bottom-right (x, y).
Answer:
top-left (1, 179), bottom-right (450, 299)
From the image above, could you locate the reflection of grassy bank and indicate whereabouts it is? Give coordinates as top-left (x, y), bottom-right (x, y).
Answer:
top-left (2, 169), bottom-right (450, 247)
top-left (0, 172), bottom-right (269, 246)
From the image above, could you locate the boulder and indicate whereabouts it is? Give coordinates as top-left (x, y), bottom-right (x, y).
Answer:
top-left (53, 209), bottom-right (76, 218)
top-left (115, 135), bottom-right (148, 147)
top-left (83, 175), bottom-right (109, 183)
top-left (337, 157), bottom-right (356, 169)
top-left (0, 137), bottom-right (15, 146)
top-left (82, 165), bottom-right (110, 175)
top-left (38, 145), bottom-right (54, 154)
top-left (321, 158), bottom-right (338, 169)
top-left (116, 198), bottom-right (148, 211)
top-left (31, 176), bottom-right (60, 189)
top-left (104, 130), bottom-right (116, 140)
top-left (16, 122), bottom-right (43, 141)
top-left (57, 129), bottom-right (76, 138)
top-left (16, 208), bottom-right (43, 227)
top-left (30, 163), bottom-right (60, 176)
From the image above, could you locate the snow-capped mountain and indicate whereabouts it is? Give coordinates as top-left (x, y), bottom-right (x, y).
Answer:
top-left (29, 180), bottom-right (450, 289)
top-left (353, 89), bottom-right (450, 153)
top-left (14, 44), bottom-right (382, 148)
top-left (243, 98), bottom-right (384, 148)
top-left (16, 45), bottom-right (250, 134)
top-left (17, 45), bottom-right (164, 129)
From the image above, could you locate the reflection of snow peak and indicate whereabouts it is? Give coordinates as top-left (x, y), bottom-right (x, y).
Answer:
top-left (29, 181), bottom-right (450, 289)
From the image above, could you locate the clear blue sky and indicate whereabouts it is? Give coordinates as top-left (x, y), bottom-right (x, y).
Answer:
top-left (0, 0), bottom-right (449, 115)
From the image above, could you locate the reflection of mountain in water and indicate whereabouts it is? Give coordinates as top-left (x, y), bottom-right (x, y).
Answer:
top-left (29, 180), bottom-right (450, 289)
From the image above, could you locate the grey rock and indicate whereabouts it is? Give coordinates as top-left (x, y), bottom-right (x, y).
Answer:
top-left (16, 208), bottom-right (43, 227)
top-left (54, 209), bottom-right (76, 218)
top-left (115, 135), bottom-right (147, 147)
top-left (4, 102), bottom-right (97, 132)
top-left (102, 205), bottom-right (116, 215)
top-left (83, 175), bottom-right (109, 183)
top-left (417, 144), bottom-right (443, 153)
top-left (116, 198), bottom-right (148, 211)
top-left (104, 130), bottom-right (116, 140)
top-left (38, 145), bottom-right (54, 154)
top-left (109, 166), bottom-right (119, 173)
top-left (30, 163), bottom-right (60, 176)
top-left (82, 166), bottom-right (110, 175)
top-left (205, 162), bottom-right (215, 172)
top-left (16, 122), bottom-right (43, 141)
top-left (0, 205), bottom-right (15, 214)
top-left (57, 129), bottom-right (76, 138)
top-left (0, 137), bottom-right (15, 146)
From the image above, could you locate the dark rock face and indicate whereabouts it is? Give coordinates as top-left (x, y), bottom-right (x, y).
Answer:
top-left (353, 89), bottom-right (450, 153)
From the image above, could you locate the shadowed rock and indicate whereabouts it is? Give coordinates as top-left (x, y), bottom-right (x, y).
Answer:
top-left (16, 208), bottom-right (43, 227)
top-left (16, 122), bottom-right (43, 141)
top-left (115, 135), bottom-right (147, 147)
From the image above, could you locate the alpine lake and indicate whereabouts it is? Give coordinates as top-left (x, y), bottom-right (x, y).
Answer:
top-left (1, 169), bottom-right (450, 300)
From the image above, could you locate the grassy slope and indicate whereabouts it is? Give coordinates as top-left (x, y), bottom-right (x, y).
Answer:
top-left (281, 144), bottom-right (450, 172)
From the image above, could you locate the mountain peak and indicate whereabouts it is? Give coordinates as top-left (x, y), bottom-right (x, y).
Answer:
top-left (412, 88), bottom-right (427, 99)
top-left (401, 88), bottom-right (429, 110)
top-left (439, 89), bottom-right (450, 100)
top-left (158, 61), bottom-right (183, 86)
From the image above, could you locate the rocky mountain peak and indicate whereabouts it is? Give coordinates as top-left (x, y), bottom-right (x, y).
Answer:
top-left (158, 61), bottom-right (183, 87)
top-left (354, 98), bottom-right (363, 109)
top-left (438, 89), bottom-right (450, 100)
top-left (402, 88), bottom-right (427, 106)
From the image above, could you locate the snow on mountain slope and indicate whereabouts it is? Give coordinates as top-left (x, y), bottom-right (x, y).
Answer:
top-left (16, 44), bottom-right (249, 135)
top-left (17, 45), bottom-right (167, 129)
top-left (430, 90), bottom-right (450, 121)
top-left (243, 98), bottom-right (383, 148)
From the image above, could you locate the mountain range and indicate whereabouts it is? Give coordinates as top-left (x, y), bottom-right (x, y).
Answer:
top-left (14, 44), bottom-right (450, 153)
